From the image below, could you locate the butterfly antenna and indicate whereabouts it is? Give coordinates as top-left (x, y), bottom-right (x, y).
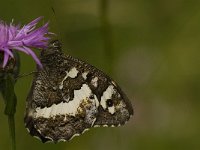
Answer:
top-left (99, 0), bottom-right (114, 75)
top-left (50, 2), bottom-right (63, 43)
top-left (16, 71), bottom-right (37, 80)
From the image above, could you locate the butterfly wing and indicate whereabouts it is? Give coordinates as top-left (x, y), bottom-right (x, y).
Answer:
top-left (24, 40), bottom-right (133, 143)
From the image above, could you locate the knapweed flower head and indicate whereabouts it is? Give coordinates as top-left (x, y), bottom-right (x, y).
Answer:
top-left (0, 17), bottom-right (50, 68)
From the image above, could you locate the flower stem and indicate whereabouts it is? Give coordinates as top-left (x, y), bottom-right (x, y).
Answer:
top-left (1, 50), bottom-right (20, 150)
top-left (8, 115), bottom-right (16, 150)
top-left (99, 0), bottom-right (114, 75)
top-left (1, 74), bottom-right (17, 150)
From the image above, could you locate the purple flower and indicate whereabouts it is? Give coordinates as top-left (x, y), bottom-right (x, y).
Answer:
top-left (0, 17), bottom-right (50, 68)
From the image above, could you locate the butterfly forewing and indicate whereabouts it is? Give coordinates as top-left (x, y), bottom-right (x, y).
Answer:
top-left (25, 40), bottom-right (133, 143)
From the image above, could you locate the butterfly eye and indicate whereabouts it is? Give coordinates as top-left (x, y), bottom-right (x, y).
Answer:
top-left (106, 99), bottom-right (113, 107)
top-left (52, 40), bottom-right (61, 48)
top-left (89, 94), bottom-right (94, 99)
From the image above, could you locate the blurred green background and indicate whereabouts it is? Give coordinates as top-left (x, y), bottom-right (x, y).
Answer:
top-left (1, 0), bottom-right (200, 150)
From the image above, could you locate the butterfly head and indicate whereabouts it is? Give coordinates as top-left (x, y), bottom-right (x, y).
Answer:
top-left (41, 40), bottom-right (62, 57)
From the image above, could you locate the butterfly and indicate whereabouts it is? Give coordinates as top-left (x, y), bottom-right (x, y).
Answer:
top-left (24, 40), bottom-right (133, 143)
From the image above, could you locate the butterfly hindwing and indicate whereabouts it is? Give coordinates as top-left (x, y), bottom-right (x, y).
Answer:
top-left (25, 40), bottom-right (133, 143)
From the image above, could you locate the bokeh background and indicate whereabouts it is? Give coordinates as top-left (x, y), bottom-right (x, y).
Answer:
top-left (1, 0), bottom-right (200, 150)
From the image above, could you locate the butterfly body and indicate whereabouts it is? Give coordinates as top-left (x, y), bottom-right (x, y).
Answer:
top-left (25, 40), bottom-right (133, 142)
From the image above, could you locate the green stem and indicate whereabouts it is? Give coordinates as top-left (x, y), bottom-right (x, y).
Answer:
top-left (1, 74), bottom-right (17, 150)
top-left (99, 0), bottom-right (114, 75)
top-left (1, 51), bottom-right (19, 150)
top-left (8, 115), bottom-right (16, 150)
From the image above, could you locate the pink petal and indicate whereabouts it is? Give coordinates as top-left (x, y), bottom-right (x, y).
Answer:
top-left (14, 46), bottom-right (29, 54)
top-left (3, 52), bottom-right (9, 67)
top-left (27, 16), bottom-right (43, 27)
top-left (7, 41), bottom-right (23, 47)
top-left (4, 47), bottom-right (14, 58)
